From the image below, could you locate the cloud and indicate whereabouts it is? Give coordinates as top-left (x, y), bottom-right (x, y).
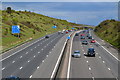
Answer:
top-left (1, 0), bottom-right (119, 2)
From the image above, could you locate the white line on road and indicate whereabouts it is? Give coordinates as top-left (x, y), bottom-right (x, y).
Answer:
top-left (31, 49), bottom-right (33, 51)
top-left (20, 56), bottom-right (22, 58)
top-left (29, 75), bottom-right (32, 78)
top-left (38, 52), bottom-right (40, 53)
top-left (89, 67), bottom-right (91, 70)
top-left (26, 52), bottom-right (28, 54)
top-left (2, 67), bottom-right (5, 70)
top-left (108, 68), bottom-right (111, 70)
top-left (19, 67), bottom-right (23, 70)
top-left (42, 60), bottom-right (44, 63)
top-left (34, 55), bottom-right (36, 58)
top-left (35, 47), bottom-right (36, 48)
top-left (46, 55), bottom-right (48, 57)
top-left (103, 61), bottom-right (105, 63)
top-left (99, 56), bottom-right (101, 59)
top-left (28, 60), bottom-right (30, 63)
top-left (12, 61), bottom-right (15, 63)
top-left (41, 48), bottom-right (44, 50)
top-left (96, 41), bottom-right (119, 61)
top-left (86, 61), bottom-right (89, 63)
top-left (37, 66), bottom-right (39, 69)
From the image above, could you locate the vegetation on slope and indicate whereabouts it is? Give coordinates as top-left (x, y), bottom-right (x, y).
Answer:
top-left (94, 19), bottom-right (120, 49)
top-left (1, 8), bottom-right (81, 51)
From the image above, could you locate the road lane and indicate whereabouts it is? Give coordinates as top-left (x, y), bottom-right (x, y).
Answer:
top-left (2, 32), bottom-right (65, 78)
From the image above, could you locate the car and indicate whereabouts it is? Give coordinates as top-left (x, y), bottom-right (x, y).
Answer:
top-left (81, 36), bottom-right (85, 39)
top-left (82, 40), bottom-right (88, 45)
top-left (87, 48), bottom-right (95, 57)
top-left (80, 34), bottom-right (85, 36)
top-left (91, 39), bottom-right (96, 43)
top-left (88, 36), bottom-right (92, 39)
top-left (87, 34), bottom-right (90, 37)
top-left (72, 50), bottom-right (81, 58)
top-left (5, 76), bottom-right (20, 80)
top-left (45, 35), bottom-right (49, 38)
top-left (75, 33), bottom-right (79, 36)
top-left (66, 31), bottom-right (68, 34)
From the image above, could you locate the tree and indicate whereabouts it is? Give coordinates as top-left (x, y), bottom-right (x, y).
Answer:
top-left (6, 7), bottom-right (12, 14)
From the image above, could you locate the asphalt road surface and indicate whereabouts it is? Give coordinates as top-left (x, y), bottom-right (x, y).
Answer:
top-left (1, 32), bottom-right (68, 78)
top-left (69, 30), bottom-right (118, 80)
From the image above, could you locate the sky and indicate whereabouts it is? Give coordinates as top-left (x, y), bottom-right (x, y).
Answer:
top-left (2, 2), bottom-right (118, 26)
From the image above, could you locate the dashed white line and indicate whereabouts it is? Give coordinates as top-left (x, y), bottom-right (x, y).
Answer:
top-left (96, 53), bottom-right (98, 55)
top-left (86, 61), bottom-right (89, 63)
top-left (20, 56), bottom-right (22, 58)
top-left (28, 60), bottom-right (30, 63)
top-left (37, 66), bottom-right (39, 69)
top-left (46, 55), bottom-right (48, 57)
top-left (42, 60), bottom-right (44, 62)
top-left (31, 49), bottom-right (33, 51)
top-left (99, 56), bottom-right (101, 59)
top-left (12, 61), bottom-right (15, 63)
top-left (19, 67), bottom-right (23, 70)
top-left (35, 47), bottom-right (36, 48)
top-left (108, 68), bottom-right (111, 70)
top-left (82, 49), bottom-right (84, 51)
top-left (26, 52), bottom-right (28, 54)
top-left (38, 52), bottom-right (40, 53)
top-left (34, 55), bottom-right (36, 58)
top-left (103, 61), bottom-right (105, 63)
top-left (89, 67), bottom-right (91, 70)
top-left (29, 75), bottom-right (32, 78)
top-left (49, 52), bottom-right (51, 53)
top-left (41, 49), bottom-right (44, 50)
top-left (2, 67), bottom-right (5, 70)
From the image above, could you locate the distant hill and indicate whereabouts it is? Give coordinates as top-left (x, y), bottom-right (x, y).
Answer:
top-left (1, 9), bottom-right (81, 51)
top-left (94, 19), bottom-right (120, 49)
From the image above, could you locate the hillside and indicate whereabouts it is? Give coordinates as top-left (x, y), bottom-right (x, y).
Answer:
top-left (94, 19), bottom-right (120, 49)
top-left (1, 9), bottom-right (80, 51)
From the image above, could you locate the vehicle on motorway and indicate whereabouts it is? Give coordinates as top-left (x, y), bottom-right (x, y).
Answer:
top-left (75, 33), bottom-right (79, 36)
top-left (5, 76), bottom-right (20, 80)
top-left (80, 34), bottom-right (85, 36)
top-left (88, 36), bottom-right (92, 39)
top-left (58, 31), bottom-right (61, 34)
top-left (45, 35), bottom-right (49, 38)
top-left (82, 40), bottom-right (88, 45)
top-left (72, 50), bottom-right (81, 58)
top-left (91, 39), bottom-right (96, 43)
top-left (87, 34), bottom-right (90, 37)
top-left (87, 48), bottom-right (95, 57)
top-left (81, 36), bottom-right (85, 39)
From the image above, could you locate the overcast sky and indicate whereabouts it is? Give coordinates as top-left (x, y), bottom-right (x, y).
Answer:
top-left (2, 2), bottom-right (118, 26)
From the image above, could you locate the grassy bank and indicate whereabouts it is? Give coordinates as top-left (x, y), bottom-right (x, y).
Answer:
top-left (94, 19), bottom-right (120, 49)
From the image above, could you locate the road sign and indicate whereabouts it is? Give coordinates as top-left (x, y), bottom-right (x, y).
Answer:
top-left (52, 26), bottom-right (57, 28)
top-left (12, 25), bottom-right (20, 33)
top-left (67, 36), bottom-right (70, 39)
top-left (72, 28), bottom-right (75, 29)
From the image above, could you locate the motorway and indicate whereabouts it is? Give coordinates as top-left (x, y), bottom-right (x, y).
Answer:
top-left (1, 30), bottom-right (119, 79)
top-left (69, 30), bottom-right (118, 79)
top-left (1, 32), bottom-right (70, 78)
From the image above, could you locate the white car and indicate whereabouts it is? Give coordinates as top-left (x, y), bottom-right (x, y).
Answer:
top-left (72, 50), bottom-right (81, 58)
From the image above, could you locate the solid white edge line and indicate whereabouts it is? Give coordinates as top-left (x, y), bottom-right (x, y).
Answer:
top-left (96, 41), bottom-right (119, 61)
top-left (90, 31), bottom-right (119, 61)
top-left (50, 38), bottom-right (67, 79)
top-left (29, 75), bottom-right (32, 78)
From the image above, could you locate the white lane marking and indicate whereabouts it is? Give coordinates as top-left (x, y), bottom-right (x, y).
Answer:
top-left (44, 46), bottom-right (46, 48)
top-left (28, 60), bottom-right (30, 63)
top-left (35, 47), bottom-right (36, 48)
top-left (2, 67), bottom-right (5, 70)
top-left (41, 48), bottom-right (43, 50)
top-left (12, 61), bottom-right (15, 63)
top-left (38, 45), bottom-right (39, 46)
top-left (99, 56), bottom-right (101, 59)
top-left (85, 56), bottom-right (87, 58)
top-left (108, 68), bottom-right (111, 70)
top-left (89, 67), bottom-right (91, 70)
top-left (96, 41), bottom-right (119, 61)
top-left (29, 75), bottom-right (32, 78)
top-left (42, 60), bottom-right (44, 62)
top-left (86, 61), bottom-right (88, 63)
top-left (38, 52), bottom-right (40, 53)
top-left (31, 49), bottom-right (33, 51)
top-left (92, 77), bottom-right (95, 80)
top-left (82, 49), bottom-right (84, 52)
top-left (96, 53), bottom-right (98, 55)
top-left (26, 52), bottom-right (28, 54)
top-left (41, 43), bottom-right (42, 44)
top-left (19, 67), bottom-right (23, 70)
top-left (20, 56), bottom-right (22, 58)
top-left (103, 61), bottom-right (105, 63)
top-left (37, 66), bottom-right (39, 69)
top-left (46, 55), bottom-right (48, 57)
top-left (49, 52), bottom-right (51, 53)
top-left (34, 55), bottom-right (36, 58)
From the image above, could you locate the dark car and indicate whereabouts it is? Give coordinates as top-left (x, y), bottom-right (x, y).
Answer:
top-left (88, 36), bottom-right (92, 39)
top-left (5, 76), bottom-right (20, 80)
top-left (75, 33), bottom-right (79, 36)
top-left (82, 40), bottom-right (88, 45)
top-left (87, 48), bottom-right (95, 57)
top-left (81, 36), bottom-right (85, 39)
top-left (45, 35), bottom-right (49, 38)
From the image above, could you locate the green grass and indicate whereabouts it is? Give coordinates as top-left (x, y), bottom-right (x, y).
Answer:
top-left (1, 9), bottom-right (82, 52)
top-left (94, 19), bottom-right (120, 49)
